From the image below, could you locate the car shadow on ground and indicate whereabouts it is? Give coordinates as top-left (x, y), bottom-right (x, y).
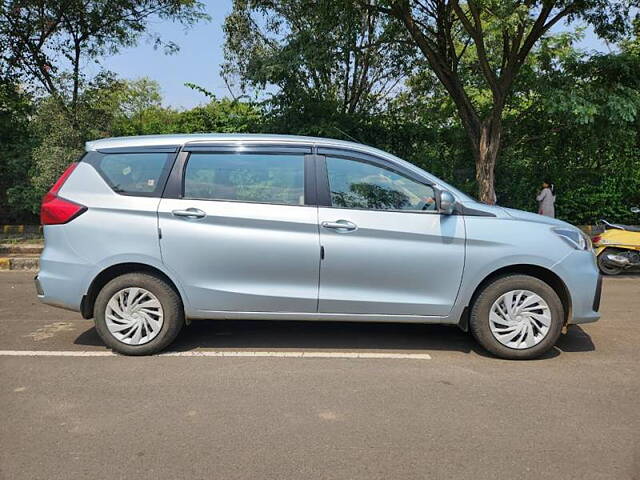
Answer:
top-left (74, 320), bottom-right (595, 358)
top-left (606, 272), bottom-right (640, 278)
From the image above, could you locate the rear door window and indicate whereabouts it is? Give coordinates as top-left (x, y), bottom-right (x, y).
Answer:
top-left (183, 153), bottom-right (305, 205)
top-left (88, 152), bottom-right (174, 196)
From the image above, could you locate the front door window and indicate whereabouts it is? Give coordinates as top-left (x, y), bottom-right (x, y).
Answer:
top-left (325, 156), bottom-right (437, 212)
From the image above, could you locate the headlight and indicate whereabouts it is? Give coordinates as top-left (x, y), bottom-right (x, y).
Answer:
top-left (553, 228), bottom-right (592, 250)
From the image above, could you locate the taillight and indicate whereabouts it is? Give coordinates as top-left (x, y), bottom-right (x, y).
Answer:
top-left (591, 235), bottom-right (601, 245)
top-left (40, 163), bottom-right (86, 225)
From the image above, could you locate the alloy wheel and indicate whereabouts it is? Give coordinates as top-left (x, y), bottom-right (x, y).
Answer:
top-left (489, 289), bottom-right (551, 349)
top-left (105, 287), bottom-right (164, 345)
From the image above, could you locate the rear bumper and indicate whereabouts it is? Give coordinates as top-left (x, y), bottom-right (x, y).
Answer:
top-left (36, 226), bottom-right (92, 312)
top-left (34, 275), bottom-right (44, 295)
top-left (35, 258), bottom-right (89, 312)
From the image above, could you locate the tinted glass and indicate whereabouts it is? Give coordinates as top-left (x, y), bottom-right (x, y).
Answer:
top-left (326, 157), bottom-right (436, 211)
top-left (92, 152), bottom-right (172, 195)
top-left (184, 153), bottom-right (305, 205)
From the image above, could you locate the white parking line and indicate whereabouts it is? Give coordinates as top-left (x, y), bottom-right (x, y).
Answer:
top-left (0, 350), bottom-right (115, 357)
top-left (0, 350), bottom-right (431, 360)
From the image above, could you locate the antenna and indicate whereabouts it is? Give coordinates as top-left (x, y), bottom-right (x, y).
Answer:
top-left (332, 126), bottom-right (364, 145)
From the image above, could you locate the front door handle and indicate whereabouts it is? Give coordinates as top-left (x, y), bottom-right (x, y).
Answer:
top-left (171, 208), bottom-right (206, 219)
top-left (321, 220), bottom-right (357, 232)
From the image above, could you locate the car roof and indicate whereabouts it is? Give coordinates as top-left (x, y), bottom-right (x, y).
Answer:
top-left (86, 133), bottom-right (372, 153)
top-left (85, 133), bottom-right (474, 202)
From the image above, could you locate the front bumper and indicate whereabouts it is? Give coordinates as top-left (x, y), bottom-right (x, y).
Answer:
top-left (554, 250), bottom-right (601, 324)
top-left (593, 274), bottom-right (602, 312)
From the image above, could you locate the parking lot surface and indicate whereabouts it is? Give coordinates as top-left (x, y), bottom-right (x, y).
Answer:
top-left (1, 271), bottom-right (639, 479)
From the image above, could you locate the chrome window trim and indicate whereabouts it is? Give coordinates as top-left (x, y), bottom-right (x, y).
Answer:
top-left (319, 205), bottom-right (443, 215)
top-left (96, 145), bottom-right (180, 154)
top-left (162, 197), bottom-right (317, 208)
top-left (182, 143), bottom-right (312, 154)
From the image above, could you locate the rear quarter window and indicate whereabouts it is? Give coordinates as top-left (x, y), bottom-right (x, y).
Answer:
top-left (85, 152), bottom-right (174, 196)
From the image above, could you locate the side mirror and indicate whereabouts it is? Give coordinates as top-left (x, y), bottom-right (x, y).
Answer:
top-left (439, 190), bottom-right (456, 215)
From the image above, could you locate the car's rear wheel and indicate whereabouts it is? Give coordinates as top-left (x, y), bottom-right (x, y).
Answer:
top-left (94, 272), bottom-right (184, 355)
top-left (470, 274), bottom-right (564, 360)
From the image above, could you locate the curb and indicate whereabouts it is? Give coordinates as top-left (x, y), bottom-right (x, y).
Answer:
top-left (1, 225), bottom-right (42, 234)
top-left (0, 257), bottom-right (39, 271)
top-left (0, 244), bottom-right (44, 255)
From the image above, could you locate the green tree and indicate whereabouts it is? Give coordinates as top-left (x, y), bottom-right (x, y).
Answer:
top-left (109, 78), bottom-right (179, 136)
top-left (4, 74), bottom-right (268, 218)
top-left (0, 0), bottom-right (208, 123)
top-left (499, 44), bottom-right (640, 223)
top-left (176, 99), bottom-right (264, 133)
top-left (0, 81), bottom-right (35, 222)
top-left (363, 0), bottom-right (636, 203)
top-left (392, 26), bottom-right (640, 223)
top-left (17, 73), bottom-right (130, 215)
top-left (223, 0), bottom-right (416, 135)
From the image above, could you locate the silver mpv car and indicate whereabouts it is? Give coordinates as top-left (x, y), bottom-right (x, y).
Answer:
top-left (36, 134), bottom-right (601, 359)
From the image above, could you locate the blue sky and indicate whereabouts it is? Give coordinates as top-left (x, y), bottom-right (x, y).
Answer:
top-left (100, 0), bottom-right (234, 108)
top-left (99, 0), bottom-right (610, 109)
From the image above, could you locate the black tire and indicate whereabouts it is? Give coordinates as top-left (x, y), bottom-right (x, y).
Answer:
top-left (597, 248), bottom-right (623, 275)
top-left (470, 274), bottom-right (564, 360)
top-left (94, 272), bottom-right (184, 355)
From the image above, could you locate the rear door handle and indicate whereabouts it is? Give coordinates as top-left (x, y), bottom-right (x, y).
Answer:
top-left (321, 220), bottom-right (357, 232)
top-left (171, 208), bottom-right (206, 219)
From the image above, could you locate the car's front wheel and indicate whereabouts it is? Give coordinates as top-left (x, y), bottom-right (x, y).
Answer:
top-left (470, 274), bottom-right (564, 360)
top-left (597, 248), bottom-right (623, 275)
top-left (94, 272), bottom-right (184, 355)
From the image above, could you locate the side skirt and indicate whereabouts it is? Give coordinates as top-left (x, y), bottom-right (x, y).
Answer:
top-left (187, 310), bottom-right (457, 324)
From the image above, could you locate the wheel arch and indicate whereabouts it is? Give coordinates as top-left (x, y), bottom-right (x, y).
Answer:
top-left (458, 264), bottom-right (572, 331)
top-left (80, 262), bottom-right (185, 321)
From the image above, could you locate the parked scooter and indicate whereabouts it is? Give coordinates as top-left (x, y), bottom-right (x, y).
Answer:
top-left (592, 207), bottom-right (640, 275)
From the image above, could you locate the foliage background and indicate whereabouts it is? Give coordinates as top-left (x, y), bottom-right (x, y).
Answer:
top-left (1, 5), bottom-right (639, 225)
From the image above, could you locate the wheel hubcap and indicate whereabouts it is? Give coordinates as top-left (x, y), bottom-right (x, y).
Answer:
top-left (105, 287), bottom-right (163, 345)
top-left (489, 289), bottom-right (551, 349)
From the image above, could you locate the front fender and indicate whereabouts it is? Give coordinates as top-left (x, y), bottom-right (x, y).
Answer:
top-left (454, 253), bottom-right (562, 310)
top-left (445, 214), bottom-right (577, 325)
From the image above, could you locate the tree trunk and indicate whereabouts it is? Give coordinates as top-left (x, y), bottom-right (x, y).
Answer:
top-left (472, 113), bottom-right (502, 205)
top-left (70, 39), bottom-right (82, 129)
top-left (385, 2), bottom-right (504, 204)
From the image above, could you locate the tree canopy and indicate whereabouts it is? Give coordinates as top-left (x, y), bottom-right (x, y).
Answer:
top-left (0, 0), bottom-right (208, 118)
top-left (224, 0), bottom-right (639, 203)
top-left (224, 0), bottom-right (415, 116)
top-left (0, 0), bottom-right (639, 226)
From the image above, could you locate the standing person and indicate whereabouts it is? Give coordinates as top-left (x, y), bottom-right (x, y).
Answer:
top-left (536, 180), bottom-right (556, 218)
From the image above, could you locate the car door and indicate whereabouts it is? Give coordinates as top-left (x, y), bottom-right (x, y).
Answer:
top-left (158, 144), bottom-right (320, 313)
top-left (316, 150), bottom-right (466, 316)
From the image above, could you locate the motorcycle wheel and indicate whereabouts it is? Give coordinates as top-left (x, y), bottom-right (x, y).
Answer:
top-left (598, 248), bottom-right (624, 275)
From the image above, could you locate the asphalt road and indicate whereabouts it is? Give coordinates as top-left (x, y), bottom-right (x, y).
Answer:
top-left (1, 271), bottom-right (638, 480)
